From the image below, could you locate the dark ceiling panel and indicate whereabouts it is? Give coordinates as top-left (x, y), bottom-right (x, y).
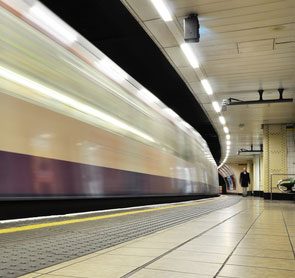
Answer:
top-left (40, 0), bottom-right (221, 161)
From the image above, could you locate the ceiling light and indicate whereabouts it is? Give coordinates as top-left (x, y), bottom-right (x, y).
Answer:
top-left (94, 58), bottom-right (128, 83)
top-left (137, 89), bottom-right (160, 104)
top-left (0, 65), bottom-right (155, 143)
top-left (226, 141), bottom-right (231, 146)
top-left (39, 133), bottom-right (52, 139)
top-left (150, 0), bottom-right (172, 22)
top-left (212, 101), bottom-right (221, 112)
top-left (219, 116), bottom-right (226, 125)
top-left (29, 2), bottom-right (77, 45)
top-left (202, 79), bottom-right (213, 95)
top-left (223, 126), bottom-right (229, 133)
top-left (180, 43), bottom-right (199, 68)
top-left (226, 134), bottom-right (230, 140)
top-left (226, 145), bottom-right (230, 150)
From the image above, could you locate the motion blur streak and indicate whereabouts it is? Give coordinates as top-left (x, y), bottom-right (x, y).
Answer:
top-left (0, 3), bottom-right (218, 199)
top-left (0, 65), bottom-right (155, 143)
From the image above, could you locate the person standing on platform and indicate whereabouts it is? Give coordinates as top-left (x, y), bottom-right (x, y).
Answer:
top-left (240, 168), bottom-right (250, 197)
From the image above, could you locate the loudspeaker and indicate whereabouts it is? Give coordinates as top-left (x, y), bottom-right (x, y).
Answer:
top-left (184, 14), bottom-right (200, 43)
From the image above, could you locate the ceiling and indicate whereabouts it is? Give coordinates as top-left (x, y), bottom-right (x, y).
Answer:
top-left (122, 0), bottom-right (295, 164)
top-left (40, 0), bottom-right (221, 162)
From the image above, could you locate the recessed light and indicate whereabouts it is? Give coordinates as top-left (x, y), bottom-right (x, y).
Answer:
top-left (223, 126), bottom-right (229, 133)
top-left (202, 79), bottom-right (213, 95)
top-left (150, 0), bottom-right (173, 22)
top-left (212, 101), bottom-right (221, 112)
top-left (219, 116), bottom-right (226, 125)
top-left (180, 43), bottom-right (199, 68)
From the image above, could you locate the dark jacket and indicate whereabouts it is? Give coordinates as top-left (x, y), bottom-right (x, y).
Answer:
top-left (240, 171), bottom-right (250, 187)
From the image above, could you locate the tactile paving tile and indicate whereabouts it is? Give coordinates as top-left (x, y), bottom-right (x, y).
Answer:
top-left (0, 196), bottom-right (241, 277)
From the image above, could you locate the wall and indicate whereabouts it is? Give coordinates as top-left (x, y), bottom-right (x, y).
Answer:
top-left (287, 128), bottom-right (295, 176)
top-left (247, 162), bottom-right (253, 191)
top-left (253, 155), bottom-right (261, 191)
top-left (263, 124), bottom-right (287, 193)
top-left (260, 155), bottom-right (264, 191)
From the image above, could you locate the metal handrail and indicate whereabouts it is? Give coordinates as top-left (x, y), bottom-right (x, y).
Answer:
top-left (270, 173), bottom-right (295, 200)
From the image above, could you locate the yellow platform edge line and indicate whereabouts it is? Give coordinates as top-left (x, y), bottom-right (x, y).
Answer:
top-left (0, 197), bottom-right (219, 235)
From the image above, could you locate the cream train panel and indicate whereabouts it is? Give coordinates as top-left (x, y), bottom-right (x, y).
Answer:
top-left (0, 93), bottom-right (217, 197)
top-left (0, 92), bottom-right (199, 180)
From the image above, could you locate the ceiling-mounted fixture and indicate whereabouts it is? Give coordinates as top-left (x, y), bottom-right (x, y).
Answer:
top-left (223, 126), bottom-right (229, 134)
top-left (219, 116), bottom-right (226, 125)
top-left (238, 144), bottom-right (263, 155)
top-left (184, 14), bottom-right (200, 43)
top-left (223, 88), bottom-right (293, 108)
top-left (212, 101), bottom-right (220, 112)
top-left (202, 79), bottom-right (213, 95)
top-left (150, 0), bottom-right (172, 22)
top-left (181, 43), bottom-right (199, 68)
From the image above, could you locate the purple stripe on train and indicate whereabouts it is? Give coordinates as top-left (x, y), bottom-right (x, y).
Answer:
top-left (0, 150), bottom-right (214, 198)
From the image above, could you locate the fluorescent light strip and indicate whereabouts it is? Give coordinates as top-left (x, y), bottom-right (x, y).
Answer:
top-left (223, 126), bottom-right (229, 134)
top-left (137, 88), bottom-right (160, 104)
top-left (180, 43), bottom-right (199, 68)
top-left (163, 108), bottom-right (179, 118)
top-left (201, 79), bottom-right (213, 95)
top-left (95, 59), bottom-right (127, 83)
top-left (226, 141), bottom-right (231, 146)
top-left (29, 2), bottom-right (77, 45)
top-left (219, 116), bottom-right (226, 125)
top-left (0, 66), bottom-right (155, 143)
top-left (182, 121), bottom-right (192, 129)
top-left (226, 134), bottom-right (230, 140)
top-left (212, 101), bottom-right (221, 112)
top-left (150, 0), bottom-right (172, 22)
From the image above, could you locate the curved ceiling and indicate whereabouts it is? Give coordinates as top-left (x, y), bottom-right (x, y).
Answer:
top-left (121, 0), bottom-right (295, 166)
top-left (40, 0), bottom-right (221, 162)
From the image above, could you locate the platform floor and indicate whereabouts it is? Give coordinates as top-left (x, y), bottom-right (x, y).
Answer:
top-left (1, 196), bottom-right (294, 278)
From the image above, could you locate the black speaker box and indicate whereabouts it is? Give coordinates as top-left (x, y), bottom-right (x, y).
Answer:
top-left (184, 14), bottom-right (200, 43)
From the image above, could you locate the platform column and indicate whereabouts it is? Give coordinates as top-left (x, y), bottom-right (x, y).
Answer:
top-left (246, 161), bottom-right (253, 193)
top-left (253, 154), bottom-right (261, 195)
top-left (263, 124), bottom-right (287, 195)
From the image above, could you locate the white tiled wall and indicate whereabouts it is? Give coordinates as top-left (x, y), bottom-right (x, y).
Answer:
top-left (287, 129), bottom-right (295, 176)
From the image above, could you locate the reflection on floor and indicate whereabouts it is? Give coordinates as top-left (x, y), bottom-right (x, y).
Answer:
top-left (19, 197), bottom-right (295, 278)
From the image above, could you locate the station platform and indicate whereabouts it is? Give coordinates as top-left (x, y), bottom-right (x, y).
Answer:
top-left (0, 196), bottom-right (294, 278)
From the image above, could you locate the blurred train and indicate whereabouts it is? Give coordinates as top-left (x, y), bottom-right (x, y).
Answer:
top-left (0, 1), bottom-right (219, 200)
